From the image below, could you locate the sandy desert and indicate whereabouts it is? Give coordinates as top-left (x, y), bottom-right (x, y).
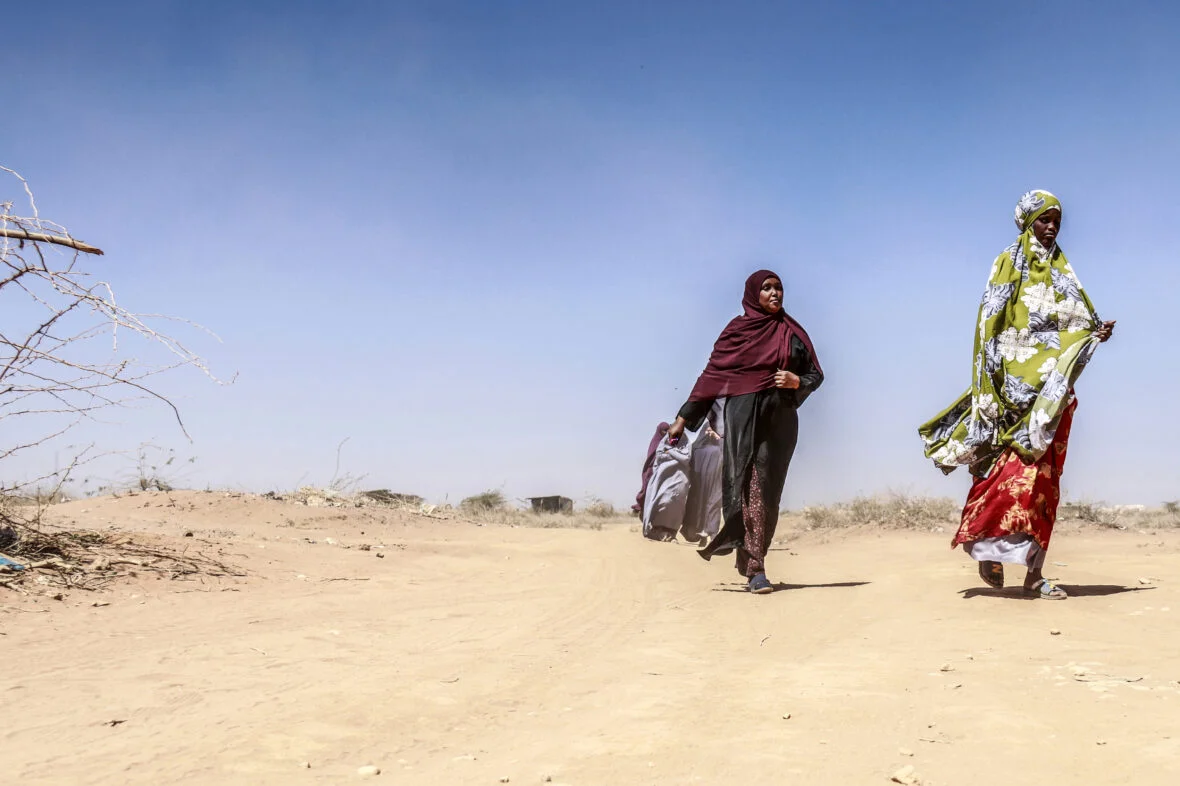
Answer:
top-left (2, 491), bottom-right (1177, 785)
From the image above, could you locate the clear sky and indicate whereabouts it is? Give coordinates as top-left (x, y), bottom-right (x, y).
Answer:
top-left (3, 1), bottom-right (1178, 508)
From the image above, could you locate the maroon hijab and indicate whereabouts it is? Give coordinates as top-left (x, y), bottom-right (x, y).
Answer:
top-left (687, 269), bottom-right (821, 402)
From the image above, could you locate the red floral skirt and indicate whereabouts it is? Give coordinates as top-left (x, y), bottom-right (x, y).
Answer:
top-left (952, 399), bottom-right (1077, 551)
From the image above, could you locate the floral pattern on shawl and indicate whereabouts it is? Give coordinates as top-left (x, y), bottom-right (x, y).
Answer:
top-left (919, 192), bottom-right (1101, 477)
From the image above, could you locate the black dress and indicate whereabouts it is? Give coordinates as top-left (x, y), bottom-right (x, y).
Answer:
top-left (676, 334), bottom-right (823, 576)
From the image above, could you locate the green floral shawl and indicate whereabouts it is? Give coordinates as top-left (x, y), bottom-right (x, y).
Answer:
top-left (919, 191), bottom-right (1101, 477)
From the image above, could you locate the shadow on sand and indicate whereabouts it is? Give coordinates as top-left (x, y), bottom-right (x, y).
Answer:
top-left (959, 584), bottom-right (1155, 600)
top-left (713, 580), bottom-right (870, 594)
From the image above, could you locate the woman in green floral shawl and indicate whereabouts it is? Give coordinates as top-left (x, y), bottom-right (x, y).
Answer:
top-left (919, 190), bottom-right (1116, 599)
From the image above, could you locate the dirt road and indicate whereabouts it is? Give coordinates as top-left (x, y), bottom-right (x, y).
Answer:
top-left (3, 492), bottom-right (1177, 785)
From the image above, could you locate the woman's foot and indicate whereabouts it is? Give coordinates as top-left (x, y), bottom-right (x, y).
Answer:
top-left (747, 572), bottom-right (773, 594)
top-left (978, 560), bottom-right (1004, 589)
top-left (1025, 578), bottom-right (1068, 599)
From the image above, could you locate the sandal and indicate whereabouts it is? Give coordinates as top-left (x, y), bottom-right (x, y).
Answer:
top-left (978, 560), bottom-right (1004, 589)
top-left (747, 572), bottom-right (773, 594)
top-left (1026, 578), bottom-right (1068, 600)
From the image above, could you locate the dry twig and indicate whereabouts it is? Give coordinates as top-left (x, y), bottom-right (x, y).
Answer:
top-left (0, 524), bottom-right (244, 591)
top-left (0, 227), bottom-right (103, 255)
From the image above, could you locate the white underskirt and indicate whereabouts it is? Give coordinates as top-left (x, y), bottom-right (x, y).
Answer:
top-left (963, 534), bottom-right (1045, 570)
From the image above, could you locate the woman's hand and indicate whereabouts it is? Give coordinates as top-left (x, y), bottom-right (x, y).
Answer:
top-left (1095, 320), bottom-right (1116, 342)
top-left (666, 417), bottom-right (687, 442)
top-left (774, 370), bottom-right (801, 389)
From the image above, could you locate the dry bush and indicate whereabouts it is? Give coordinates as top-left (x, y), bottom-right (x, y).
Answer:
top-left (1059, 500), bottom-right (1121, 528)
top-left (453, 501), bottom-right (627, 532)
top-left (584, 498), bottom-right (616, 518)
top-left (1139, 508), bottom-right (1180, 529)
top-left (1, 166), bottom-right (229, 588)
top-left (459, 490), bottom-right (507, 513)
top-left (801, 493), bottom-right (959, 531)
top-left (1058, 502), bottom-right (1180, 532)
top-left (799, 495), bottom-right (1180, 535)
top-left (1054, 500), bottom-right (1180, 530)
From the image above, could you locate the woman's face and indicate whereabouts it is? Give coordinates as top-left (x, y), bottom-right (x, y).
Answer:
top-left (1032, 208), bottom-right (1061, 248)
top-left (757, 276), bottom-right (783, 314)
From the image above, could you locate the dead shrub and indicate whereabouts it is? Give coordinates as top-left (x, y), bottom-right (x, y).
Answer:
top-left (801, 494), bottom-right (958, 531)
top-left (459, 490), bottom-right (508, 513)
top-left (584, 498), bottom-right (616, 518)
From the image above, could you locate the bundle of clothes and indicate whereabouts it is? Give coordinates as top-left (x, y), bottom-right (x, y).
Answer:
top-left (632, 402), bottom-right (725, 545)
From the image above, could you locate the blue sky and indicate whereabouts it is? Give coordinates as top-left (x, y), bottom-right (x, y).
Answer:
top-left (3, 1), bottom-right (1177, 507)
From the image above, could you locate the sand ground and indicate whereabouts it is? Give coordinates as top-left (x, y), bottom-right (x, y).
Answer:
top-left (2, 490), bottom-right (1178, 785)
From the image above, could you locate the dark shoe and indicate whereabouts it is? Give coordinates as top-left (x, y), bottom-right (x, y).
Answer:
top-left (747, 572), bottom-right (773, 594)
top-left (978, 560), bottom-right (1004, 589)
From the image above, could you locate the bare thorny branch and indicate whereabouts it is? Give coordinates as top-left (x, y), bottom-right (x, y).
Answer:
top-left (1, 165), bottom-right (229, 498)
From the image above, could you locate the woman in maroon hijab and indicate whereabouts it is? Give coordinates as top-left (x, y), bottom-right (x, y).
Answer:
top-left (666, 270), bottom-right (823, 593)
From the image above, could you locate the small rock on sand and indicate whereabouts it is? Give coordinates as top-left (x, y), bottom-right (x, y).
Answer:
top-left (899, 748), bottom-right (914, 757)
top-left (1050, 629), bottom-right (1062, 636)
top-left (782, 713), bottom-right (792, 720)
top-left (891, 764), bottom-right (918, 784)
top-left (357, 765), bottom-right (381, 777)
top-left (939, 664), bottom-right (954, 672)
top-left (1139, 577), bottom-right (1155, 585)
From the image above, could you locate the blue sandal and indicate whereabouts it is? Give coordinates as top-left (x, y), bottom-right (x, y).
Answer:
top-left (747, 573), bottom-right (773, 594)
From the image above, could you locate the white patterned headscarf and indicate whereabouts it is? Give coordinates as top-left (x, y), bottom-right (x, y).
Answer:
top-left (1014, 189), bottom-right (1062, 232)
